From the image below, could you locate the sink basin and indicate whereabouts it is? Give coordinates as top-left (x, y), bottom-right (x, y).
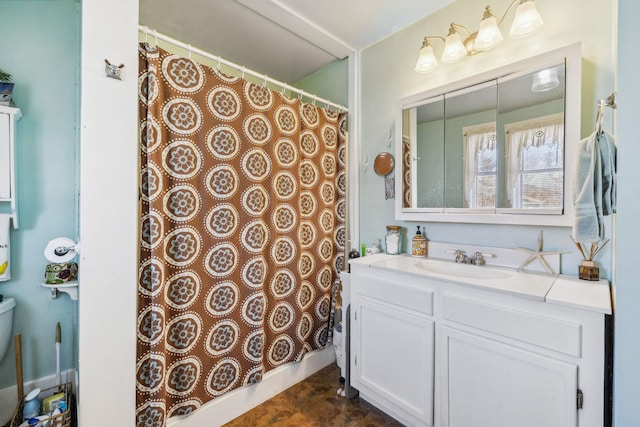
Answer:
top-left (414, 259), bottom-right (512, 280)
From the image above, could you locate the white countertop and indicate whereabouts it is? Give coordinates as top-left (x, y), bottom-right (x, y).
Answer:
top-left (349, 254), bottom-right (612, 314)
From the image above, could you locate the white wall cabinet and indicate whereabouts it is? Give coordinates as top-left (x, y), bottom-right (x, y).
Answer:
top-left (349, 255), bottom-right (611, 427)
top-left (0, 105), bottom-right (21, 228)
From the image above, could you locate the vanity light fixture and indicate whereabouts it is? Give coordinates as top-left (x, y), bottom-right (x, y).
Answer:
top-left (415, 0), bottom-right (544, 73)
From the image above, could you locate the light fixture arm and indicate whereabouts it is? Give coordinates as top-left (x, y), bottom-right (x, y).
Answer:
top-left (449, 23), bottom-right (472, 39)
top-left (420, 35), bottom-right (445, 48)
top-left (497, 0), bottom-right (524, 28)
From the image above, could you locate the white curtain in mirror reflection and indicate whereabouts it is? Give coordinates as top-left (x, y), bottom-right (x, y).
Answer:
top-left (463, 123), bottom-right (497, 208)
top-left (505, 113), bottom-right (564, 209)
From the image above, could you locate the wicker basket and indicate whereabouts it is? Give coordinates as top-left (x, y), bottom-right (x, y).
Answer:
top-left (10, 382), bottom-right (73, 427)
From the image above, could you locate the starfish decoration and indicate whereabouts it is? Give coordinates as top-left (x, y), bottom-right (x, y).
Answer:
top-left (513, 231), bottom-right (570, 275)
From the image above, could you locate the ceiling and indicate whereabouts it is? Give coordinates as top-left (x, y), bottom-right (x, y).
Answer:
top-left (139, 0), bottom-right (454, 83)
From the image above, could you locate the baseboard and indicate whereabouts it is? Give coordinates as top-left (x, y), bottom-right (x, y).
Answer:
top-left (167, 347), bottom-right (336, 427)
top-left (0, 369), bottom-right (77, 425)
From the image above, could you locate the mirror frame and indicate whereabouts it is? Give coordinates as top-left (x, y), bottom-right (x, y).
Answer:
top-left (395, 43), bottom-right (581, 226)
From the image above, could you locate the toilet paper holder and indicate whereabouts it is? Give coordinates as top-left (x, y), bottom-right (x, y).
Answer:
top-left (44, 238), bottom-right (80, 263)
top-left (42, 237), bottom-right (80, 300)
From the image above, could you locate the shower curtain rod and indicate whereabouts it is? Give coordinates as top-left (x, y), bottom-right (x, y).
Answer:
top-left (139, 26), bottom-right (349, 112)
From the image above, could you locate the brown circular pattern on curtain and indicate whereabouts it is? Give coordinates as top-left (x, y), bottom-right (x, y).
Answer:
top-left (300, 103), bottom-right (319, 128)
top-left (244, 82), bottom-right (273, 111)
top-left (162, 55), bottom-right (205, 93)
top-left (269, 302), bottom-right (296, 333)
top-left (300, 130), bottom-right (319, 157)
top-left (206, 125), bottom-right (241, 160)
top-left (274, 104), bottom-right (298, 135)
top-left (139, 258), bottom-right (165, 297)
top-left (267, 335), bottom-right (295, 366)
top-left (165, 313), bottom-right (202, 354)
top-left (205, 358), bottom-right (242, 396)
top-left (164, 270), bottom-right (200, 309)
top-left (274, 137), bottom-right (297, 167)
top-left (137, 305), bottom-right (166, 346)
top-left (205, 320), bottom-right (240, 357)
top-left (241, 148), bottom-right (271, 181)
top-left (270, 269), bottom-right (295, 298)
top-left (140, 117), bottom-right (162, 153)
top-left (272, 203), bottom-right (297, 232)
top-left (165, 356), bottom-right (202, 396)
top-left (241, 185), bottom-right (269, 216)
top-left (163, 98), bottom-right (203, 135)
top-left (207, 86), bottom-right (242, 122)
top-left (297, 313), bottom-right (313, 342)
top-left (205, 204), bottom-right (239, 238)
top-left (296, 280), bottom-right (315, 310)
top-left (205, 281), bottom-right (240, 317)
top-left (299, 191), bottom-right (317, 217)
top-left (241, 256), bottom-right (268, 289)
top-left (273, 171), bottom-right (297, 200)
top-left (140, 163), bottom-right (163, 202)
top-left (136, 353), bottom-right (166, 394)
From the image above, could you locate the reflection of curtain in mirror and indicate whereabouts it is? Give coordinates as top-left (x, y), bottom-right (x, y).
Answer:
top-left (463, 123), bottom-right (496, 208)
top-left (402, 136), bottom-right (411, 207)
top-left (505, 113), bottom-right (564, 208)
top-left (136, 44), bottom-right (347, 426)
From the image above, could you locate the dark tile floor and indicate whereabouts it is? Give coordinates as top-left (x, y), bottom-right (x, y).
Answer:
top-left (223, 363), bottom-right (405, 426)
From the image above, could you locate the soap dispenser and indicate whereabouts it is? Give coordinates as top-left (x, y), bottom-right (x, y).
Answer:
top-left (411, 225), bottom-right (427, 257)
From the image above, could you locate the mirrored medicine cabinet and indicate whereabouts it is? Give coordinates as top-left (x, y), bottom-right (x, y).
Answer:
top-left (395, 43), bottom-right (581, 226)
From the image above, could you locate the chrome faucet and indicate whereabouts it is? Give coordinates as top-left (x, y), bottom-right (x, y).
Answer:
top-left (454, 249), bottom-right (472, 264)
top-left (472, 251), bottom-right (486, 265)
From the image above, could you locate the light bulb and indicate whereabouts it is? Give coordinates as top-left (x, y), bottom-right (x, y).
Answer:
top-left (510, 0), bottom-right (544, 37)
top-left (474, 7), bottom-right (504, 51)
top-left (442, 31), bottom-right (467, 63)
top-left (415, 42), bottom-right (439, 73)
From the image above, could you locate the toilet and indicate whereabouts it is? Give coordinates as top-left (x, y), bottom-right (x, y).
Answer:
top-left (0, 297), bottom-right (15, 362)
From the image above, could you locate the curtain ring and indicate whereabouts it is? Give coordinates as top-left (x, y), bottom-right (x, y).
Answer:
top-left (281, 83), bottom-right (288, 95)
top-left (262, 75), bottom-right (267, 88)
top-left (187, 44), bottom-right (192, 60)
top-left (312, 95), bottom-right (317, 106)
top-left (153, 29), bottom-right (158, 46)
top-left (144, 26), bottom-right (149, 44)
top-left (241, 66), bottom-right (245, 80)
top-left (216, 56), bottom-right (222, 71)
top-left (298, 91), bottom-right (303, 101)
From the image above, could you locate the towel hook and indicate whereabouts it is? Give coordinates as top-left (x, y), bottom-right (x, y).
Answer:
top-left (104, 59), bottom-right (124, 80)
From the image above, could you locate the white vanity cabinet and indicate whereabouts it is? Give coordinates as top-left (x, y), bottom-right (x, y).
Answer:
top-left (350, 266), bottom-right (436, 427)
top-left (349, 255), bottom-right (611, 427)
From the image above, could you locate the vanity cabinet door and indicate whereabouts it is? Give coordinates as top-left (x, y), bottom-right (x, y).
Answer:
top-left (351, 295), bottom-right (435, 427)
top-left (439, 326), bottom-right (578, 427)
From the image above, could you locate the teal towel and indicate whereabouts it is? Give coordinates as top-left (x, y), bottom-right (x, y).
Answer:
top-left (572, 130), bottom-right (616, 243)
top-left (572, 131), bottom-right (602, 242)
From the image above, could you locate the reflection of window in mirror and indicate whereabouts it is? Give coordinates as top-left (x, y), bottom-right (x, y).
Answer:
top-left (463, 123), bottom-right (497, 208)
top-left (504, 113), bottom-right (564, 209)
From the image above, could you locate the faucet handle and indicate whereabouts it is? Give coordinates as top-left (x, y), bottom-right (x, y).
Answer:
top-left (472, 252), bottom-right (496, 265)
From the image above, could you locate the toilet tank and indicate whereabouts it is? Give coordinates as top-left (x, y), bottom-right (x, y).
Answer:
top-left (0, 297), bottom-right (15, 362)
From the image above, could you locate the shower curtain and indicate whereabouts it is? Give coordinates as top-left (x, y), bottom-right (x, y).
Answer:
top-left (135, 43), bottom-right (347, 426)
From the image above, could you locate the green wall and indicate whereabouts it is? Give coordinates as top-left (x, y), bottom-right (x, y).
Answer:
top-left (293, 58), bottom-right (348, 108)
top-left (0, 0), bottom-right (80, 389)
